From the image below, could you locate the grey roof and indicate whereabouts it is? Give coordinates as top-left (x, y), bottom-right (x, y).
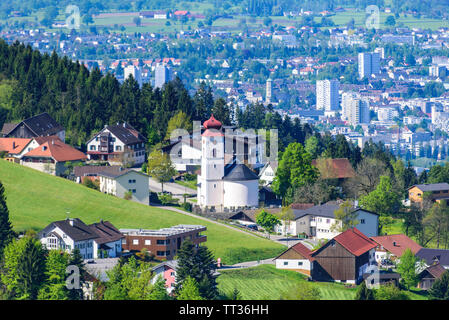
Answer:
top-left (89, 221), bottom-right (124, 245)
top-left (0, 123), bottom-right (17, 135)
top-left (223, 163), bottom-right (259, 181)
top-left (291, 202), bottom-right (379, 221)
top-left (74, 165), bottom-right (123, 177)
top-left (2, 112), bottom-right (64, 137)
top-left (39, 218), bottom-right (99, 242)
top-left (416, 248), bottom-right (449, 267)
top-left (106, 123), bottom-right (145, 145)
top-left (410, 183), bottom-right (449, 192)
top-left (98, 168), bottom-right (148, 179)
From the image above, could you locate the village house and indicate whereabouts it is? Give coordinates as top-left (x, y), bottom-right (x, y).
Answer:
top-left (120, 225), bottom-right (206, 260)
top-left (1, 112), bottom-right (65, 142)
top-left (370, 234), bottom-right (422, 266)
top-left (415, 248), bottom-right (449, 269)
top-left (86, 122), bottom-right (146, 167)
top-left (0, 138), bottom-right (34, 163)
top-left (408, 183), bottom-right (449, 203)
top-left (417, 263), bottom-right (447, 290)
top-left (20, 136), bottom-right (87, 176)
top-left (99, 167), bottom-right (150, 205)
top-left (274, 242), bottom-right (315, 276)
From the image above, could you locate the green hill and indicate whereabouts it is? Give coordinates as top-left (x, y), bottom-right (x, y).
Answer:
top-left (0, 160), bottom-right (284, 264)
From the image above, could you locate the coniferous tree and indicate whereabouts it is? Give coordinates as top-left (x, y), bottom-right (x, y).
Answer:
top-left (67, 248), bottom-right (86, 300)
top-left (0, 180), bottom-right (13, 259)
top-left (429, 270), bottom-right (449, 300)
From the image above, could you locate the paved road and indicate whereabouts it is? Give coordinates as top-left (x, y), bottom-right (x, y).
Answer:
top-left (148, 177), bottom-right (197, 196)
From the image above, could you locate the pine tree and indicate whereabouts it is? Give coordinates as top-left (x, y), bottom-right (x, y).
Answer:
top-left (177, 276), bottom-right (203, 300)
top-left (0, 180), bottom-right (13, 259)
top-left (67, 248), bottom-right (86, 300)
top-left (355, 281), bottom-right (375, 300)
top-left (429, 270), bottom-right (449, 300)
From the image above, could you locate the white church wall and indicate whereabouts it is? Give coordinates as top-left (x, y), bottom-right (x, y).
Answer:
top-left (223, 180), bottom-right (259, 208)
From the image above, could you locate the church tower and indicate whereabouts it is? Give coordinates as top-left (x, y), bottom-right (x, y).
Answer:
top-left (198, 115), bottom-right (224, 210)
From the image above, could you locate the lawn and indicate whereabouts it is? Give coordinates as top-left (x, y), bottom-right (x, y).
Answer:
top-left (217, 264), bottom-right (428, 300)
top-left (0, 160), bottom-right (284, 264)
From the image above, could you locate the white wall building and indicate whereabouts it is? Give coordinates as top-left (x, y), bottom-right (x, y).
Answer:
top-left (358, 52), bottom-right (381, 78)
top-left (124, 65), bottom-right (143, 87)
top-left (99, 169), bottom-right (150, 205)
top-left (316, 79), bottom-right (340, 111)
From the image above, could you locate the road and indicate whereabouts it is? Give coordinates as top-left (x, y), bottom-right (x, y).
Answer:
top-left (148, 177), bottom-right (197, 196)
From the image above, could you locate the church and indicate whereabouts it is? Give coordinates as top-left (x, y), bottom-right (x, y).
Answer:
top-left (197, 115), bottom-right (260, 212)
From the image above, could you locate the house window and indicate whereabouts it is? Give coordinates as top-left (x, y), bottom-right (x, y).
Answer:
top-left (360, 219), bottom-right (365, 224)
top-left (90, 145), bottom-right (96, 151)
top-left (298, 262), bottom-right (303, 266)
top-left (326, 219), bottom-right (330, 224)
top-left (212, 148), bottom-right (216, 158)
top-left (116, 146), bottom-right (122, 151)
top-left (283, 261), bottom-right (288, 266)
top-left (145, 240), bottom-right (151, 245)
top-left (133, 239), bottom-right (139, 245)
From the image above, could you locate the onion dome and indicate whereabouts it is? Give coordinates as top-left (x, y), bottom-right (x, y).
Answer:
top-left (203, 114), bottom-right (222, 130)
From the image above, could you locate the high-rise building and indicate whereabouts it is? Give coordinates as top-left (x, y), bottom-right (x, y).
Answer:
top-left (358, 52), bottom-right (380, 79)
top-left (124, 65), bottom-right (143, 87)
top-left (342, 92), bottom-right (370, 125)
top-left (155, 64), bottom-right (172, 89)
top-left (316, 80), bottom-right (340, 111)
top-left (266, 78), bottom-right (272, 103)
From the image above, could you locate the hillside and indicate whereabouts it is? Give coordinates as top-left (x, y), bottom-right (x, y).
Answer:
top-left (0, 160), bottom-right (284, 264)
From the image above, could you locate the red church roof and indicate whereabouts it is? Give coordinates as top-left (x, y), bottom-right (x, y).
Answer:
top-left (202, 114), bottom-right (223, 137)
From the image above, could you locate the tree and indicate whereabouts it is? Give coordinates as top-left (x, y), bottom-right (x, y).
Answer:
top-left (256, 209), bottom-right (280, 238)
top-left (147, 149), bottom-right (177, 193)
top-left (148, 277), bottom-right (171, 300)
top-left (177, 276), bottom-right (203, 300)
top-left (359, 175), bottom-right (401, 217)
top-left (280, 282), bottom-right (321, 300)
top-left (272, 142), bottom-right (318, 204)
top-left (385, 15), bottom-right (396, 26)
top-left (423, 201), bottom-right (449, 249)
top-left (174, 239), bottom-right (218, 300)
top-left (82, 14), bottom-right (94, 26)
top-left (0, 180), bottom-right (13, 258)
top-left (344, 157), bottom-right (389, 198)
top-left (38, 250), bottom-right (70, 300)
top-left (396, 249), bottom-right (419, 290)
top-left (133, 17), bottom-right (142, 27)
top-left (293, 180), bottom-right (336, 205)
top-left (1, 236), bottom-right (47, 299)
top-left (428, 270), bottom-right (449, 300)
top-left (211, 98), bottom-right (232, 126)
top-left (165, 111), bottom-right (192, 141)
top-left (331, 200), bottom-right (359, 233)
top-left (263, 17), bottom-right (272, 26)
top-left (374, 283), bottom-right (408, 300)
top-left (67, 248), bottom-right (87, 300)
top-left (355, 281), bottom-right (375, 300)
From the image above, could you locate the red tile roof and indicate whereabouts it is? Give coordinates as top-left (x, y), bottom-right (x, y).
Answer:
top-left (291, 242), bottom-right (315, 261)
top-left (312, 158), bottom-right (356, 179)
top-left (0, 138), bottom-right (32, 154)
top-left (333, 228), bottom-right (377, 257)
top-left (22, 138), bottom-right (87, 162)
top-left (370, 234), bottom-right (422, 257)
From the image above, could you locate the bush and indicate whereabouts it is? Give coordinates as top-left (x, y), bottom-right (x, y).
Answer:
top-left (150, 192), bottom-right (161, 204)
top-left (374, 283), bottom-right (409, 300)
top-left (82, 178), bottom-right (100, 191)
top-left (181, 202), bottom-right (192, 212)
top-left (158, 193), bottom-right (179, 205)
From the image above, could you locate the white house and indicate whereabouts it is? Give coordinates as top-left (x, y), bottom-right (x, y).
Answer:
top-left (258, 161), bottom-right (277, 186)
top-left (99, 168), bottom-right (150, 205)
top-left (274, 242), bottom-right (314, 276)
top-left (197, 115), bottom-right (259, 212)
top-left (275, 202), bottom-right (379, 240)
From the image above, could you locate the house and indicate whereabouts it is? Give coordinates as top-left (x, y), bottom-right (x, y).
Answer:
top-left (73, 165), bottom-right (123, 184)
top-left (38, 218), bottom-right (124, 259)
top-left (0, 138), bottom-right (33, 163)
top-left (86, 122), bottom-right (146, 166)
top-left (99, 167), bottom-right (150, 205)
top-left (370, 234), bottom-right (422, 265)
top-left (417, 263), bottom-right (447, 290)
top-left (151, 260), bottom-right (178, 294)
top-left (362, 270), bottom-right (401, 288)
top-left (408, 183), bottom-right (449, 203)
top-left (415, 248), bottom-right (449, 269)
top-left (310, 228), bottom-right (378, 284)
top-left (311, 158), bottom-right (356, 180)
top-left (1, 112), bottom-right (65, 142)
top-left (274, 202), bottom-right (379, 239)
top-left (20, 137), bottom-right (87, 176)
top-left (274, 242), bottom-right (315, 276)
top-left (120, 225), bottom-right (207, 260)
top-left (258, 161), bottom-right (277, 186)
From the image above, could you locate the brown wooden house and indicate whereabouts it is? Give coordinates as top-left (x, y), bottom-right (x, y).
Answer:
top-left (311, 228), bottom-right (377, 284)
top-left (417, 263), bottom-right (446, 290)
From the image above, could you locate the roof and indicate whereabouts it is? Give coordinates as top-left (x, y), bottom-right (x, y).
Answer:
top-left (41, 218), bottom-right (99, 242)
top-left (22, 138), bottom-right (87, 162)
top-left (2, 113), bottom-right (64, 137)
top-left (290, 203), bottom-right (315, 210)
top-left (223, 163), bottom-right (259, 181)
top-left (98, 168), bottom-right (149, 179)
top-left (291, 202), bottom-right (379, 221)
top-left (74, 165), bottom-right (123, 177)
top-left (409, 183), bottom-right (449, 192)
top-left (0, 138), bottom-right (32, 154)
top-left (311, 158), bottom-right (356, 179)
top-left (329, 228), bottom-right (377, 257)
top-left (89, 221), bottom-right (124, 245)
top-left (416, 248), bottom-right (449, 267)
top-left (370, 234), bottom-right (422, 256)
top-left (421, 263), bottom-right (446, 279)
top-left (152, 260), bottom-right (178, 272)
top-left (291, 242), bottom-right (315, 261)
top-left (88, 122), bottom-right (145, 145)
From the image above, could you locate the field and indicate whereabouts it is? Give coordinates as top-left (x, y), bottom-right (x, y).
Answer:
top-left (0, 160), bottom-right (284, 264)
top-left (217, 264), bottom-right (428, 300)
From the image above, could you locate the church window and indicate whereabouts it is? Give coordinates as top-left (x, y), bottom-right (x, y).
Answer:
top-left (212, 148), bottom-right (216, 157)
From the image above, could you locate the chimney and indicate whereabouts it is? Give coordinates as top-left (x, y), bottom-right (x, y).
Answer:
top-left (12, 141), bottom-right (16, 149)
top-left (69, 219), bottom-right (74, 226)
top-left (393, 241), bottom-right (397, 247)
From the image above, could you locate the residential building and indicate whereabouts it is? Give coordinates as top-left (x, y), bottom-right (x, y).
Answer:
top-left (86, 122), bottom-right (146, 166)
top-left (408, 183), bottom-right (449, 203)
top-left (151, 260), bottom-right (178, 294)
top-left (120, 225), bottom-right (207, 260)
top-left (311, 228), bottom-right (378, 284)
top-left (417, 263), bottom-right (447, 290)
top-left (258, 161), bottom-right (277, 186)
top-left (274, 242), bottom-right (315, 276)
top-left (358, 52), bottom-right (381, 78)
top-left (124, 65), bottom-right (143, 87)
top-left (99, 167), bottom-right (149, 205)
top-left (20, 137), bottom-right (87, 176)
top-left (155, 64), bottom-right (173, 89)
top-left (316, 79), bottom-right (340, 111)
top-left (1, 112), bottom-right (65, 142)
top-left (370, 234), bottom-right (422, 265)
top-left (266, 78), bottom-right (272, 103)
top-left (311, 158), bottom-right (355, 180)
top-left (88, 220), bottom-right (124, 259)
top-left (415, 248), bottom-right (449, 269)
top-left (341, 92), bottom-right (370, 125)
top-left (0, 138), bottom-right (33, 163)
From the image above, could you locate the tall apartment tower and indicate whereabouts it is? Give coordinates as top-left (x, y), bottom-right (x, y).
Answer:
top-left (155, 64), bottom-right (172, 89)
top-left (124, 65), bottom-right (143, 88)
top-left (358, 52), bottom-right (381, 79)
top-left (316, 79), bottom-right (340, 111)
top-left (266, 78), bottom-right (272, 103)
top-left (342, 92), bottom-right (370, 125)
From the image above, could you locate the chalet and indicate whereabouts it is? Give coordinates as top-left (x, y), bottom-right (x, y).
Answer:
top-left (310, 228), bottom-right (377, 284)
top-left (1, 112), bottom-right (65, 142)
top-left (274, 202), bottom-right (379, 240)
top-left (0, 138), bottom-right (33, 163)
top-left (417, 263), bottom-right (447, 290)
top-left (408, 183), bottom-right (449, 203)
top-left (120, 225), bottom-right (207, 260)
top-left (415, 248), bottom-right (449, 269)
top-left (274, 242), bottom-right (315, 276)
top-left (86, 122), bottom-right (146, 166)
top-left (151, 260), bottom-right (178, 294)
top-left (370, 234), bottom-right (422, 265)
top-left (20, 137), bottom-right (87, 176)
top-left (99, 168), bottom-right (150, 205)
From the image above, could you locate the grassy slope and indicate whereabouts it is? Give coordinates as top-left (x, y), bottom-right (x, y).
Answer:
top-left (0, 161), bottom-right (284, 264)
top-left (217, 264), bottom-right (428, 300)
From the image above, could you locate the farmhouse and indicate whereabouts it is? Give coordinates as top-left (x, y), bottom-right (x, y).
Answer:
top-left (408, 183), bottom-right (449, 203)
top-left (370, 234), bottom-right (422, 265)
top-left (274, 242), bottom-right (315, 276)
top-left (417, 263), bottom-right (447, 290)
top-left (415, 248), bottom-right (449, 269)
